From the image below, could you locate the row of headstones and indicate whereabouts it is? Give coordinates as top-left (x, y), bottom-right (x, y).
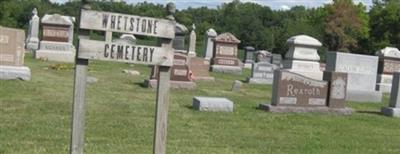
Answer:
top-left (1, 9), bottom-right (400, 117)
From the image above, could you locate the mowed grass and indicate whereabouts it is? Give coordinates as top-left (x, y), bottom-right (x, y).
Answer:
top-left (1, 54), bottom-right (400, 154)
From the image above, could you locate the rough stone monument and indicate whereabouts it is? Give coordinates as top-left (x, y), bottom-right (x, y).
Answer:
top-left (376, 47), bottom-right (400, 93)
top-left (188, 24), bottom-right (196, 57)
top-left (173, 23), bottom-right (188, 54)
top-left (113, 34), bottom-right (136, 45)
top-left (247, 62), bottom-right (278, 84)
top-left (326, 51), bottom-right (382, 102)
top-left (36, 14), bottom-right (76, 63)
top-left (146, 53), bottom-right (196, 89)
top-left (382, 72), bottom-right (400, 117)
top-left (204, 28), bottom-right (217, 60)
top-left (0, 26), bottom-right (31, 80)
top-left (189, 57), bottom-right (214, 81)
top-left (243, 46), bottom-right (255, 69)
top-left (259, 70), bottom-right (352, 114)
top-left (26, 8), bottom-right (40, 51)
top-left (256, 50), bottom-right (272, 63)
top-left (210, 32), bottom-right (242, 74)
top-left (283, 35), bottom-right (323, 80)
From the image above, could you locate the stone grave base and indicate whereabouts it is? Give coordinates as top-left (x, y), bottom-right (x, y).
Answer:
top-left (193, 96), bottom-right (234, 112)
top-left (144, 79), bottom-right (196, 90)
top-left (0, 65), bottom-right (31, 81)
top-left (244, 63), bottom-right (252, 69)
top-left (247, 77), bottom-right (273, 85)
top-left (381, 107), bottom-right (400, 117)
top-left (35, 50), bottom-right (75, 63)
top-left (194, 76), bottom-right (215, 81)
top-left (211, 65), bottom-right (242, 75)
top-left (258, 104), bottom-right (353, 115)
top-left (346, 90), bottom-right (382, 103)
top-left (376, 83), bottom-right (391, 93)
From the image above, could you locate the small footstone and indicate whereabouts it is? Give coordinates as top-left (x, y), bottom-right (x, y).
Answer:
top-left (193, 97), bottom-right (234, 112)
top-left (231, 80), bottom-right (242, 91)
top-left (86, 76), bottom-right (98, 84)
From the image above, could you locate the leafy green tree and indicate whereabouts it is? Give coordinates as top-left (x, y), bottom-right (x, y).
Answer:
top-left (369, 0), bottom-right (400, 50)
top-left (324, 0), bottom-right (369, 53)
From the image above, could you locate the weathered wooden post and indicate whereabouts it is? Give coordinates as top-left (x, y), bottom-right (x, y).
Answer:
top-left (153, 3), bottom-right (175, 154)
top-left (69, 0), bottom-right (175, 153)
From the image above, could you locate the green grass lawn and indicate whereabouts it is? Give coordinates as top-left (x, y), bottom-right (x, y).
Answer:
top-left (1, 54), bottom-right (400, 154)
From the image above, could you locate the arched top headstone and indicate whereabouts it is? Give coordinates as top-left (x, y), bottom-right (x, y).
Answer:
top-left (287, 35), bottom-right (322, 47)
top-left (214, 32), bottom-right (241, 44)
top-left (376, 47), bottom-right (400, 58)
top-left (206, 28), bottom-right (217, 37)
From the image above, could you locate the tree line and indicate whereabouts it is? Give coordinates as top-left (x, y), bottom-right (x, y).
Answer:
top-left (1, 0), bottom-right (399, 58)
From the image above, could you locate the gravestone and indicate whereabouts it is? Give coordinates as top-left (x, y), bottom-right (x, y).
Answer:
top-left (382, 72), bottom-right (400, 117)
top-left (210, 32), bottom-right (242, 74)
top-left (231, 80), bottom-right (242, 91)
top-left (243, 46), bottom-right (255, 69)
top-left (113, 34), bottom-right (136, 45)
top-left (326, 51), bottom-right (382, 102)
top-left (26, 8), bottom-right (40, 51)
top-left (283, 35), bottom-right (323, 80)
top-left (189, 57), bottom-right (214, 81)
top-left (193, 97), bottom-right (234, 112)
top-left (256, 50), bottom-right (272, 63)
top-left (0, 26), bottom-right (31, 80)
top-left (259, 70), bottom-right (352, 114)
top-left (188, 24), bottom-right (196, 57)
top-left (376, 47), bottom-right (400, 93)
top-left (204, 28), bottom-right (217, 60)
top-left (247, 62), bottom-right (278, 84)
top-left (146, 53), bottom-right (196, 89)
top-left (272, 53), bottom-right (282, 67)
top-left (35, 14), bottom-right (76, 63)
top-left (173, 23), bottom-right (188, 54)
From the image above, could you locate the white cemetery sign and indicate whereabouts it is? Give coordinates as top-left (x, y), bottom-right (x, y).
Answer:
top-left (70, 2), bottom-right (175, 154)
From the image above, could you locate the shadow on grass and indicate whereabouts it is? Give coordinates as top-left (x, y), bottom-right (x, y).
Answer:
top-left (184, 104), bottom-right (193, 110)
top-left (133, 82), bottom-right (148, 88)
top-left (356, 110), bottom-right (383, 116)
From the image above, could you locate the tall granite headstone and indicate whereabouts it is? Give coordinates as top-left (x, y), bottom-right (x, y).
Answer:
top-left (26, 8), bottom-right (40, 51)
top-left (36, 14), bottom-right (76, 63)
top-left (283, 35), bottom-right (323, 80)
top-left (326, 51), bottom-right (382, 102)
top-left (376, 47), bottom-right (400, 93)
top-left (173, 23), bottom-right (188, 54)
top-left (188, 24), bottom-right (196, 57)
top-left (204, 28), bottom-right (217, 60)
top-left (382, 72), bottom-right (400, 117)
top-left (0, 26), bottom-right (31, 80)
top-left (210, 32), bottom-right (242, 74)
top-left (243, 46), bottom-right (255, 69)
top-left (272, 53), bottom-right (282, 67)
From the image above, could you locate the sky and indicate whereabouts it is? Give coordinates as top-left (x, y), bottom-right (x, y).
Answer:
top-left (50, 0), bottom-right (373, 10)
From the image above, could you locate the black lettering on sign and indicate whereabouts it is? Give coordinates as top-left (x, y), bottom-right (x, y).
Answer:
top-left (102, 43), bottom-right (155, 63)
top-left (102, 14), bottom-right (109, 28)
top-left (100, 12), bottom-right (160, 35)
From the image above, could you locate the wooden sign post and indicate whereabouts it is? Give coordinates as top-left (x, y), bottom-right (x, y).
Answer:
top-left (70, 1), bottom-right (176, 154)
